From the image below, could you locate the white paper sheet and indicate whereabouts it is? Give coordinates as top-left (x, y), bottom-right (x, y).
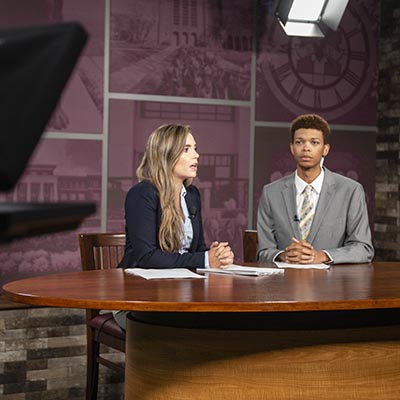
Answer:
top-left (124, 268), bottom-right (206, 280)
top-left (274, 261), bottom-right (330, 269)
top-left (197, 264), bottom-right (283, 277)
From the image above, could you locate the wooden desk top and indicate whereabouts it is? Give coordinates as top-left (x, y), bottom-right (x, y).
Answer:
top-left (3, 262), bottom-right (400, 312)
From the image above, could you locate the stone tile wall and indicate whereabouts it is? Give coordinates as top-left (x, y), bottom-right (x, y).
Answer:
top-left (375, 0), bottom-right (400, 260)
top-left (0, 307), bottom-right (124, 400)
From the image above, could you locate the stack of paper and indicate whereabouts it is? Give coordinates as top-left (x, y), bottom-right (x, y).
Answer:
top-left (273, 261), bottom-right (330, 269)
top-left (124, 268), bottom-right (205, 280)
top-left (196, 264), bottom-right (283, 277)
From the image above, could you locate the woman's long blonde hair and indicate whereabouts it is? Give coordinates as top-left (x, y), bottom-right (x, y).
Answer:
top-left (136, 124), bottom-right (192, 252)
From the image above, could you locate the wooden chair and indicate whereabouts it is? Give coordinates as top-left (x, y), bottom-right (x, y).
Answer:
top-left (243, 230), bottom-right (258, 263)
top-left (78, 232), bottom-right (126, 400)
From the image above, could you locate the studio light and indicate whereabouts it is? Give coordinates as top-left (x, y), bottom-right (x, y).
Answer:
top-left (275, 0), bottom-right (349, 37)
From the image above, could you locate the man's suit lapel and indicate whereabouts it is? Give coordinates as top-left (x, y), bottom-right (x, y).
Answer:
top-left (283, 173), bottom-right (301, 239)
top-left (307, 168), bottom-right (336, 243)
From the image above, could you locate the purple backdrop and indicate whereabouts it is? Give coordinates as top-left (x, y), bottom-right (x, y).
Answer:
top-left (0, 0), bottom-right (381, 291)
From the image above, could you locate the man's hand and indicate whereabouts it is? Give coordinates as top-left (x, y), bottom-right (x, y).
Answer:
top-left (278, 238), bottom-right (329, 264)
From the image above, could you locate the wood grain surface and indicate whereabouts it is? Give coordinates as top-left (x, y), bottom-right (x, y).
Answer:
top-left (125, 317), bottom-right (400, 400)
top-left (3, 262), bottom-right (400, 312)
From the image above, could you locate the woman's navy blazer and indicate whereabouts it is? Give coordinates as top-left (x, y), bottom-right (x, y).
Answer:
top-left (119, 180), bottom-right (208, 268)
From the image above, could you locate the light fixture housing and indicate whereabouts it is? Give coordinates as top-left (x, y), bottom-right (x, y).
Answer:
top-left (275, 0), bottom-right (349, 37)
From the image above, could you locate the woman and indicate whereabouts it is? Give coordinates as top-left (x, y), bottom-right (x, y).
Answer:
top-left (114, 124), bottom-right (234, 328)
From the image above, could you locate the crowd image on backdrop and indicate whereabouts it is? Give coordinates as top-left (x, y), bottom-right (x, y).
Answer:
top-left (159, 47), bottom-right (251, 99)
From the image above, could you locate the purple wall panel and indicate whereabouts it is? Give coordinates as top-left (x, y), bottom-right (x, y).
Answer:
top-left (110, 0), bottom-right (253, 100)
top-left (0, 139), bottom-right (102, 289)
top-left (0, 0), bottom-right (105, 133)
top-left (256, 0), bottom-right (381, 125)
top-left (108, 99), bottom-right (250, 260)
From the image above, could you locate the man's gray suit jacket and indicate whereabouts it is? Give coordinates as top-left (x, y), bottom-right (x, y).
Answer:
top-left (257, 168), bottom-right (374, 264)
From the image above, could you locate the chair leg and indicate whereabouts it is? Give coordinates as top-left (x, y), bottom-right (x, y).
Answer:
top-left (86, 338), bottom-right (100, 400)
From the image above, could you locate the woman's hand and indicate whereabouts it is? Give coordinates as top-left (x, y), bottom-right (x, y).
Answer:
top-left (209, 241), bottom-right (234, 268)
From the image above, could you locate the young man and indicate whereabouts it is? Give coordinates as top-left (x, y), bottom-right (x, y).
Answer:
top-left (257, 114), bottom-right (374, 265)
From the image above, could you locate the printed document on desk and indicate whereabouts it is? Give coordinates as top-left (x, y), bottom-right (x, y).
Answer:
top-left (124, 268), bottom-right (206, 279)
top-left (197, 264), bottom-right (283, 277)
top-left (274, 261), bottom-right (330, 269)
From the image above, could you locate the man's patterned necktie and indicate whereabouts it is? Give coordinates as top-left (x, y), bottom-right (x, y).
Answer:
top-left (299, 185), bottom-right (314, 240)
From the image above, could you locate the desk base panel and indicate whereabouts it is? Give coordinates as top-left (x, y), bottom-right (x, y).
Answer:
top-left (125, 318), bottom-right (400, 400)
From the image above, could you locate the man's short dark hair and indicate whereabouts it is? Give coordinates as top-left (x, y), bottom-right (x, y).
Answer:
top-left (290, 114), bottom-right (331, 144)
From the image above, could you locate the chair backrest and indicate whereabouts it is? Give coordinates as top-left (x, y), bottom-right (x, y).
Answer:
top-left (243, 230), bottom-right (258, 263)
top-left (78, 232), bottom-right (126, 271)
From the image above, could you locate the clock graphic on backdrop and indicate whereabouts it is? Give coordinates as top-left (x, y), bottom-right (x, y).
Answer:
top-left (257, 2), bottom-right (378, 121)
